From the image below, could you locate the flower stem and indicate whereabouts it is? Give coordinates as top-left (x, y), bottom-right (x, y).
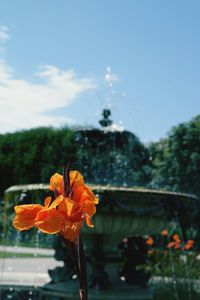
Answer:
top-left (78, 236), bottom-right (88, 300)
top-left (63, 237), bottom-right (88, 300)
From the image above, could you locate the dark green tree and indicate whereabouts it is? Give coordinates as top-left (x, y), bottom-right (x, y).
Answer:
top-left (149, 115), bottom-right (200, 196)
top-left (0, 127), bottom-right (76, 196)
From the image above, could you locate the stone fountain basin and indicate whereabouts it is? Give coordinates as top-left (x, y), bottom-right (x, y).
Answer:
top-left (3, 184), bottom-right (199, 299)
top-left (82, 185), bottom-right (199, 250)
top-left (4, 184), bottom-right (199, 251)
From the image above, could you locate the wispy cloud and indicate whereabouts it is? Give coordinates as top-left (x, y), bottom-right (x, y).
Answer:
top-left (0, 27), bottom-right (94, 133)
top-left (0, 25), bottom-right (10, 44)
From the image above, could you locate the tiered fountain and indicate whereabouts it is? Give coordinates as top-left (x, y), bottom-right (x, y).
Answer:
top-left (2, 109), bottom-right (200, 300)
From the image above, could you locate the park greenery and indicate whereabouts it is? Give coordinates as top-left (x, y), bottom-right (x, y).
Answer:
top-left (149, 115), bottom-right (200, 197)
top-left (0, 115), bottom-right (200, 300)
top-left (144, 231), bottom-right (200, 300)
top-left (0, 114), bottom-right (199, 198)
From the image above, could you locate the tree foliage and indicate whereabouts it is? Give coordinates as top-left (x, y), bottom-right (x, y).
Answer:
top-left (1, 114), bottom-right (199, 197)
top-left (149, 115), bottom-right (200, 196)
top-left (0, 127), bottom-right (76, 196)
top-left (0, 126), bottom-right (152, 196)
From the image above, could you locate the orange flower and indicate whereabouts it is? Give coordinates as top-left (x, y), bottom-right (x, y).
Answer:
top-left (174, 242), bottom-right (181, 249)
top-left (172, 234), bottom-right (181, 243)
top-left (184, 240), bottom-right (195, 250)
top-left (13, 196), bottom-right (64, 233)
top-left (13, 171), bottom-right (98, 241)
top-left (147, 249), bottom-right (154, 255)
top-left (146, 236), bottom-right (154, 246)
top-left (187, 239), bottom-right (195, 245)
top-left (167, 241), bottom-right (176, 248)
top-left (167, 240), bottom-right (181, 249)
top-left (161, 230), bottom-right (168, 236)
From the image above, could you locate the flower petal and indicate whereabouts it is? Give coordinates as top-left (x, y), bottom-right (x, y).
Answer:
top-left (60, 220), bottom-right (83, 242)
top-left (58, 197), bottom-right (78, 216)
top-left (82, 200), bottom-right (96, 218)
top-left (72, 185), bottom-right (85, 204)
top-left (49, 195), bottom-right (64, 208)
top-left (13, 204), bottom-right (43, 231)
top-left (85, 185), bottom-right (99, 204)
top-left (35, 208), bottom-right (64, 234)
top-left (49, 173), bottom-right (63, 195)
top-left (84, 214), bottom-right (94, 228)
top-left (44, 197), bottom-right (52, 208)
top-left (70, 171), bottom-right (84, 187)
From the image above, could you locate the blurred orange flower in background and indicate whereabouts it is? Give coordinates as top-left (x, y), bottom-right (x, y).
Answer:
top-left (167, 240), bottom-right (181, 249)
top-left (174, 242), bottom-right (181, 249)
top-left (13, 171), bottom-right (98, 241)
top-left (167, 241), bottom-right (176, 248)
top-left (146, 236), bottom-right (154, 246)
top-left (184, 240), bottom-right (195, 250)
top-left (172, 234), bottom-right (181, 243)
top-left (161, 229), bottom-right (168, 236)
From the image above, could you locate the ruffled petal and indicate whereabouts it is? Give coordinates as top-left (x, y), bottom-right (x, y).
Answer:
top-left (49, 195), bottom-right (64, 208)
top-left (73, 184), bottom-right (98, 206)
top-left (82, 199), bottom-right (96, 219)
top-left (70, 171), bottom-right (84, 187)
top-left (85, 185), bottom-right (99, 204)
top-left (44, 197), bottom-right (52, 208)
top-left (35, 208), bottom-right (64, 234)
top-left (72, 185), bottom-right (85, 204)
top-left (60, 220), bottom-right (83, 242)
top-left (13, 204), bottom-right (43, 231)
top-left (49, 173), bottom-right (63, 195)
top-left (84, 214), bottom-right (94, 228)
top-left (58, 197), bottom-right (78, 216)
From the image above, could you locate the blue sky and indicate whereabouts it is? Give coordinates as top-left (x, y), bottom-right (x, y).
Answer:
top-left (0, 0), bottom-right (200, 142)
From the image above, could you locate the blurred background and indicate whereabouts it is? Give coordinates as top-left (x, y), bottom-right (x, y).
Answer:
top-left (0, 1), bottom-right (200, 299)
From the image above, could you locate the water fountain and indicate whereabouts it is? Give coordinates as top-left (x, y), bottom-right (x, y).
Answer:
top-left (2, 108), bottom-right (200, 300)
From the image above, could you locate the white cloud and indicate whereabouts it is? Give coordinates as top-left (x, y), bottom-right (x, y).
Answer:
top-left (0, 63), bottom-right (94, 133)
top-left (0, 26), bottom-right (95, 133)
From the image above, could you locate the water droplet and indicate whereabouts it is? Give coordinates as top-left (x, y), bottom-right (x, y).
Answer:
top-left (106, 66), bottom-right (111, 73)
top-left (105, 74), bottom-right (111, 81)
